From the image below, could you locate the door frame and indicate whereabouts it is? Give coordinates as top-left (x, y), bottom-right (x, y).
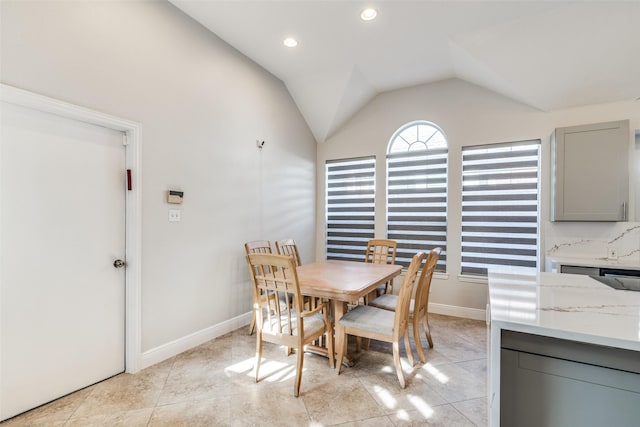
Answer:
top-left (0, 83), bottom-right (142, 373)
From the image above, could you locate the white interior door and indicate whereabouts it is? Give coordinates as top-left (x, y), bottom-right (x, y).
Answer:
top-left (0, 101), bottom-right (126, 421)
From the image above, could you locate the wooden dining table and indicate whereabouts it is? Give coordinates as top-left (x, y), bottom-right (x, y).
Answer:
top-left (296, 259), bottom-right (403, 365)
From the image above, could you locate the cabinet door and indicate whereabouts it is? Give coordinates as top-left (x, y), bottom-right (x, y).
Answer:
top-left (551, 120), bottom-right (629, 221)
top-left (501, 349), bottom-right (640, 427)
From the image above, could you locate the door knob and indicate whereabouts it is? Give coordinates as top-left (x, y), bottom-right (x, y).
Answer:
top-left (113, 259), bottom-right (126, 268)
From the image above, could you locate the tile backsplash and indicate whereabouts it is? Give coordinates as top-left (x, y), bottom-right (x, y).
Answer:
top-left (545, 221), bottom-right (640, 264)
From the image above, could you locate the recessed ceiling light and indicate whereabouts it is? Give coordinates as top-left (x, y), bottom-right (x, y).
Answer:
top-left (283, 37), bottom-right (298, 48)
top-left (360, 8), bottom-right (377, 21)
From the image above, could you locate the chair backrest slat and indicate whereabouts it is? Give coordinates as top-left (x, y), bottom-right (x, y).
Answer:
top-left (276, 239), bottom-right (302, 266)
top-left (414, 247), bottom-right (442, 316)
top-left (245, 240), bottom-right (272, 255)
top-left (393, 251), bottom-right (426, 337)
top-left (246, 253), bottom-right (304, 325)
top-left (365, 239), bottom-right (397, 265)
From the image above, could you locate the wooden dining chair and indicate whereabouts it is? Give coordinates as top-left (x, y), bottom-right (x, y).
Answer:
top-left (276, 238), bottom-right (316, 325)
top-left (246, 252), bottom-right (334, 397)
top-left (335, 251), bottom-right (426, 388)
top-left (368, 247), bottom-right (441, 363)
top-left (244, 240), bottom-right (274, 335)
top-left (276, 239), bottom-right (302, 266)
top-left (365, 239), bottom-right (398, 296)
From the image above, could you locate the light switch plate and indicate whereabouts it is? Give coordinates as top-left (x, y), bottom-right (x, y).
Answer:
top-left (168, 209), bottom-right (181, 222)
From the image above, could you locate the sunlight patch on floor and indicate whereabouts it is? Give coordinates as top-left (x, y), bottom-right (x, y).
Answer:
top-left (225, 357), bottom-right (298, 382)
top-left (407, 394), bottom-right (434, 418)
top-left (422, 363), bottom-right (449, 384)
top-left (395, 409), bottom-right (411, 421)
top-left (225, 357), bottom-right (254, 375)
top-left (259, 360), bottom-right (296, 382)
top-left (373, 384), bottom-right (398, 409)
top-left (380, 364), bottom-right (394, 374)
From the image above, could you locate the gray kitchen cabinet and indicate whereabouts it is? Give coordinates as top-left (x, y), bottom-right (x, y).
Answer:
top-left (551, 119), bottom-right (629, 221)
top-left (500, 330), bottom-right (640, 427)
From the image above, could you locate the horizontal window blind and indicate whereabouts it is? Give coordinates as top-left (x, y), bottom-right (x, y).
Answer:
top-left (326, 156), bottom-right (375, 262)
top-left (387, 149), bottom-right (447, 270)
top-left (461, 140), bottom-right (540, 276)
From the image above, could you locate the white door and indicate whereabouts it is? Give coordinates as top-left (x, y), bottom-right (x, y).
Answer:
top-left (0, 101), bottom-right (126, 421)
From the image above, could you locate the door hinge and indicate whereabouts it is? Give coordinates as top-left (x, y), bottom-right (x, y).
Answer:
top-left (122, 132), bottom-right (128, 146)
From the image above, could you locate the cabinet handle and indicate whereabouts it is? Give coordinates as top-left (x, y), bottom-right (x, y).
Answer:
top-left (622, 202), bottom-right (627, 220)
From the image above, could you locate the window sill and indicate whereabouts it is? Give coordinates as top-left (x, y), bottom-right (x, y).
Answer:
top-left (433, 272), bottom-right (449, 280)
top-left (457, 274), bottom-right (488, 284)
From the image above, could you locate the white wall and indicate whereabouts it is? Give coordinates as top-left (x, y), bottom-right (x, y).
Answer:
top-left (1, 1), bottom-right (316, 356)
top-left (317, 78), bottom-right (640, 316)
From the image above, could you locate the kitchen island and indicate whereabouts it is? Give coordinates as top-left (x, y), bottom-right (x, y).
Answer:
top-left (488, 270), bottom-right (640, 426)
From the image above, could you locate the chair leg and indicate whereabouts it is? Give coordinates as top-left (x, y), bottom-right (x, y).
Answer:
top-left (254, 333), bottom-right (263, 383)
top-left (392, 340), bottom-right (406, 388)
top-left (413, 316), bottom-right (426, 364)
top-left (326, 326), bottom-right (335, 369)
top-left (294, 345), bottom-right (304, 397)
top-left (423, 316), bottom-right (434, 348)
top-left (336, 330), bottom-right (346, 375)
top-left (403, 330), bottom-right (414, 367)
top-left (248, 311), bottom-right (256, 335)
top-left (357, 336), bottom-right (372, 351)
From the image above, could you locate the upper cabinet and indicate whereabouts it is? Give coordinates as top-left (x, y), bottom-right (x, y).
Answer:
top-left (551, 120), bottom-right (630, 222)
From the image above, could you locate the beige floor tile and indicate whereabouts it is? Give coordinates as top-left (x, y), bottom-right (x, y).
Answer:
top-left (156, 361), bottom-right (236, 406)
top-left (415, 362), bottom-right (486, 404)
top-left (456, 358), bottom-right (487, 379)
top-left (1, 315), bottom-right (487, 427)
top-left (148, 396), bottom-right (233, 427)
top-left (390, 403), bottom-right (475, 426)
top-left (452, 397), bottom-right (488, 426)
top-left (70, 380), bottom-right (159, 418)
top-left (71, 359), bottom-right (172, 418)
top-left (426, 333), bottom-right (485, 364)
top-left (334, 415), bottom-right (396, 427)
top-left (65, 408), bottom-right (153, 427)
top-left (0, 387), bottom-right (93, 427)
top-left (0, 419), bottom-right (67, 427)
top-left (229, 387), bottom-right (311, 426)
top-left (303, 373), bottom-right (385, 425)
top-left (357, 369), bottom-right (447, 415)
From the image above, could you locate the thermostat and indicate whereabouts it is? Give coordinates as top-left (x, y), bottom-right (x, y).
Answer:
top-left (167, 190), bottom-right (184, 204)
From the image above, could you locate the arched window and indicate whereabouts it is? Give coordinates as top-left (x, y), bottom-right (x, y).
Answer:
top-left (386, 121), bottom-right (447, 270)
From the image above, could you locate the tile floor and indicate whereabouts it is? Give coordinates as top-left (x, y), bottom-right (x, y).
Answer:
top-left (1, 314), bottom-right (487, 426)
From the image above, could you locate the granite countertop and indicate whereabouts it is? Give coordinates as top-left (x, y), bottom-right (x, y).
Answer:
top-left (488, 269), bottom-right (640, 351)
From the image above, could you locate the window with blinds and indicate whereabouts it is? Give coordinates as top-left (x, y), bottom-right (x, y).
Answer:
top-left (325, 156), bottom-right (376, 261)
top-left (461, 140), bottom-right (541, 276)
top-left (386, 121), bottom-right (448, 270)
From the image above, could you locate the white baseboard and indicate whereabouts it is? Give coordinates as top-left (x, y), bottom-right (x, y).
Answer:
top-left (140, 312), bottom-right (251, 370)
top-left (429, 302), bottom-right (486, 321)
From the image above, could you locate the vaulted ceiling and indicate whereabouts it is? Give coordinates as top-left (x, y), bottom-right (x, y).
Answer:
top-left (169, 1), bottom-right (640, 142)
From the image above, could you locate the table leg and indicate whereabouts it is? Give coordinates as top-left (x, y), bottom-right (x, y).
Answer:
top-left (302, 298), bottom-right (355, 368)
top-left (333, 299), bottom-right (356, 368)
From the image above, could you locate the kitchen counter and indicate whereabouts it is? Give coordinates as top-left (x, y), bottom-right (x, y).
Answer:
top-left (487, 269), bottom-right (640, 426)
top-left (547, 255), bottom-right (640, 271)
